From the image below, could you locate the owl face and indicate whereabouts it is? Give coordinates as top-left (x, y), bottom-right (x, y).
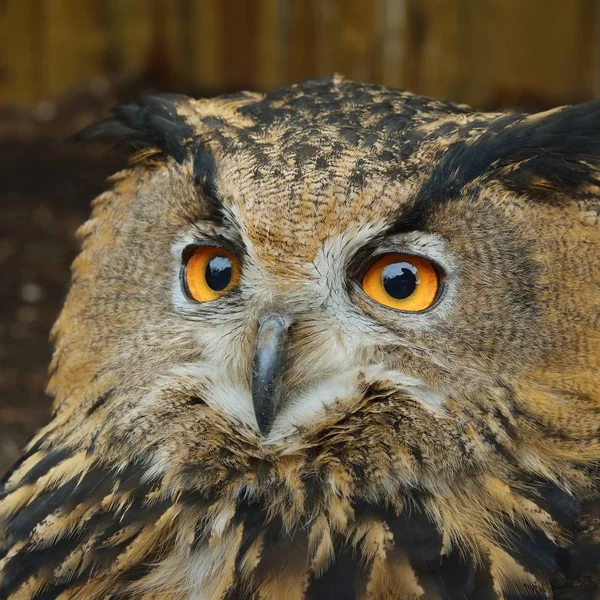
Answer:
top-left (2, 78), bottom-right (600, 599)
top-left (45, 80), bottom-right (599, 494)
top-left (165, 152), bottom-right (535, 440)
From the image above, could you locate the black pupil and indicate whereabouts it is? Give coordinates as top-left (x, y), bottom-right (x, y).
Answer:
top-left (381, 262), bottom-right (419, 300)
top-left (205, 255), bottom-right (233, 291)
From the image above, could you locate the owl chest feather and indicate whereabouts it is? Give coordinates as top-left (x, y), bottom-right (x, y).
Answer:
top-left (1, 422), bottom-right (599, 600)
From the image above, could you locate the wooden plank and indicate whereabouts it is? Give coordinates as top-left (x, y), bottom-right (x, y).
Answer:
top-left (286, 0), bottom-right (318, 83)
top-left (219, 0), bottom-right (258, 91)
top-left (344, 0), bottom-right (381, 82)
top-left (189, 0), bottom-right (223, 92)
top-left (104, 0), bottom-right (153, 79)
top-left (403, 0), bottom-right (597, 108)
top-left (0, 0), bottom-right (598, 109)
top-left (379, 0), bottom-right (407, 88)
top-left (313, 0), bottom-right (336, 78)
top-left (464, 0), bottom-right (596, 108)
top-left (255, 0), bottom-right (284, 90)
top-left (42, 0), bottom-right (109, 99)
top-left (403, 0), bottom-right (468, 102)
top-left (312, 0), bottom-right (382, 82)
top-left (0, 0), bottom-right (39, 106)
top-left (143, 0), bottom-right (187, 88)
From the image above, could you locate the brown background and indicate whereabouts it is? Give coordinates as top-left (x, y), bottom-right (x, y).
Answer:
top-left (2, 0), bottom-right (599, 111)
top-left (0, 0), bottom-right (599, 474)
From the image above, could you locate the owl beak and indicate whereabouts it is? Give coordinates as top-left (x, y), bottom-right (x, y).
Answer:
top-left (252, 313), bottom-right (292, 436)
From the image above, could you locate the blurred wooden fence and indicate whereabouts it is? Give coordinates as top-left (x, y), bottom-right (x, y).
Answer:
top-left (0, 0), bottom-right (598, 110)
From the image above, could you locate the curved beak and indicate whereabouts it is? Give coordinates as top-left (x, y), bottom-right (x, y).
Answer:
top-left (252, 314), bottom-right (291, 436)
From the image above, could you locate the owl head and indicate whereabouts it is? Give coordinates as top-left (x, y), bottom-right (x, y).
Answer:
top-left (2, 77), bottom-right (600, 598)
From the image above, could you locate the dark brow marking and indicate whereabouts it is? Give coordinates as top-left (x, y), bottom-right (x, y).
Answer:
top-left (194, 145), bottom-right (223, 222)
top-left (394, 100), bottom-right (600, 233)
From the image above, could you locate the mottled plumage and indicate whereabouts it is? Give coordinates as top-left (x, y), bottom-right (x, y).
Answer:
top-left (1, 77), bottom-right (600, 599)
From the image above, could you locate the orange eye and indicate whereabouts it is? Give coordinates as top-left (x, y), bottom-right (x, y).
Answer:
top-left (362, 254), bottom-right (440, 311)
top-left (183, 246), bottom-right (241, 302)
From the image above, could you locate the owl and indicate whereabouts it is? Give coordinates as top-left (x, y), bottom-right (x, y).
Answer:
top-left (1, 76), bottom-right (600, 600)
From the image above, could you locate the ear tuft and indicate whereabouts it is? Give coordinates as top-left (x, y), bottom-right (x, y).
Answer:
top-left (74, 93), bottom-right (194, 164)
top-left (499, 100), bottom-right (600, 197)
top-left (418, 99), bottom-right (600, 211)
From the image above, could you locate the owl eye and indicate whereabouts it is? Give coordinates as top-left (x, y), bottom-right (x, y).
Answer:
top-left (361, 253), bottom-right (440, 311)
top-left (183, 246), bottom-right (241, 302)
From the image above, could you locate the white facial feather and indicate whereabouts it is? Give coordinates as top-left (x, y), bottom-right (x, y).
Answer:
top-left (271, 365), bottom-right (446, 442)
top-left (166, 224), bottom-right (453, 438)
